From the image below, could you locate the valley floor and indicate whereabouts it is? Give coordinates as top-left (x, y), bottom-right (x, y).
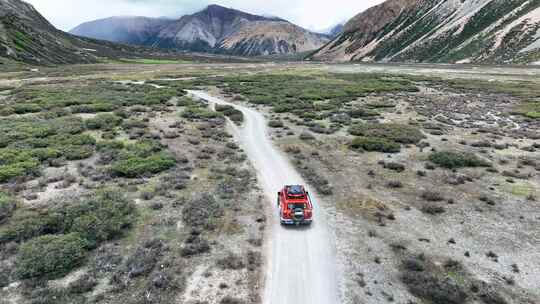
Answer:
top-left (0, 61), bottom-right (539, 304)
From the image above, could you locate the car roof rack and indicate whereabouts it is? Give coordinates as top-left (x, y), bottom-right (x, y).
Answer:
top-left (287, 185), bottom-right (305, 195)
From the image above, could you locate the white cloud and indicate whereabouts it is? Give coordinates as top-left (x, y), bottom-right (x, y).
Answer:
top-left (24, 0), bottom-right (386, 32)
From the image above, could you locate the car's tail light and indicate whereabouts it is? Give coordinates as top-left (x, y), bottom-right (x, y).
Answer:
top-left (283, 210), bottom-right (292, 219)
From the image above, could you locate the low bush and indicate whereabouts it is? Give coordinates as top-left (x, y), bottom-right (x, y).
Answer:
top-left (401, 271), bottom-right (467, 304)
top-left (71, 103), bottom-right (117, 114)
top-left (0, 159), bottom-right (40, 183)
top-left (85, 113), bottom-right (123, 131)
top-left (349, 123), bottom-right (425, 144)
top-left (60, 145), bottom-right (94, 160)
top-left (112, 152), bottom-right (176, 178)
top-left (13, 103), bottom-right (42, 114)
top-left (181, 106), bottom-right (222, 120)
top-left (0, 192), bottom-right (17, 223)
top-left (299, 132), bottom-right (315, 141)
top-left (177, 96), bottom-right (199, 107)
top-left (350, 137), bottom-right (401, 153)
top-left (121, 239), bottom-right (164, 278)
top-left (421, 191), bottom-right (444, 202)
top-left (268, 120), bottom-right (284, 128)
top-left (0, 209), bottom-right (54, 244)
top-left (1, 190), bottom-right (136, 249)
top-left (421, 204), bottom-right (446, 215)
top-left (217, 252), bottom-right (245, 270)
top-left (16, 233), bottom-right (88, 279)
top-left (122, 119), bottom-right (147, 130)
top-left (215, 105), bottom-right (243, 124)
top-left (384, 162), bottom-right (406, 172)
top-left (182, 195), bottom-right (223, 230)
top-left (348, 108), bottom-right (379, 118)
top-left (429, 151), bottom-right (491, 169)
top-left (180, 236), bottom-right (211, 257)
top-left (58, 190), bottom-right (137, 248)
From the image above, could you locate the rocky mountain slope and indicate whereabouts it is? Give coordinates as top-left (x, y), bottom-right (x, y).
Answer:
top-left (70, 16), bottom-right (174, 45)
top-left (0, 0), bottom-right (148, 65)
top-left (320, 23), bottom-right (345, 38)
top-left (311, 0), bottom-right (540, 64)
top-left (72, 5), bottom-right (329, 56)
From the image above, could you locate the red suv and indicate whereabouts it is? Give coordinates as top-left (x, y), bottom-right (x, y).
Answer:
top-left (277, 185), bottom-right (313, 225)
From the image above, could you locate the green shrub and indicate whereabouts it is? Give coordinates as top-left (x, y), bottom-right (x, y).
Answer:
top-left (349, 123), bottom-right (425, 144)
top-left (112, 152), bottom-right (176, 178)
top-left (0, 153), bottom-right (40, 182)
top-left (122, 140), bottom-right (163, 158)
top-left (0, 192), bottom-right (17, 223)
top-left (85, 113), bottom-right (123, 131)
top-left (13, 103), bottom-right (42, 114)
top-left (0, 209), bottom-right (55, 244)
top-left (215, 105), bottom-right (243, 124)
top-left (122, 119), bottom-right (147, 129)
top-left (30, 148), bottom-right (61, 161)
top-left (526, 111), bottom-right (540, 119)
top-left (70, 103), bottom-right (117, 114)
top-left (268, 120), bottom-right (284, 128)
top-left (60, 145), bottom-right (94, 160)
top-left (0, 106), bottom-right (15, 116)
top-left (429, 151), bottom-right (491, 169)
top-left (181, 106), bottom-right (222, 119)
top-left (350, 137), bottom-right (401, 153)
top-left (177, 96), bottom-right (199, 107)
top-left (49, 134), bottom-right (96, 146)
top-left (349, 108), bottom-right (379, 118)
top-left (56, 190), bottom-right (137, 248)
top-left (16, 233), bottom-right (88, 279)
top-left (97, 140), bottom-right (125, 152)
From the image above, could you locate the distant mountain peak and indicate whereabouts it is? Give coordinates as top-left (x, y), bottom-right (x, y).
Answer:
top-left (70, 4), bottom-right (328, 56)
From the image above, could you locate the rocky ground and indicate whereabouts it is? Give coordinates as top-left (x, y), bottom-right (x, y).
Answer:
top-left (260, 77), bottom-right (540, 304)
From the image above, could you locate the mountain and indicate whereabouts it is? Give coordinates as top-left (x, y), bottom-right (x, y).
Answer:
top-left (72, 5), bottom-right (329, 56)
top-left (70, 16), bottom-right (174, 45)
top-left (310, 0), bottom-right (540, 64)
top-left (328, 24), bottom-right (344, 37)
top-left (0, 0), bottom-right (149, 65)
top-left (319, 23), bottom-right (345, 37)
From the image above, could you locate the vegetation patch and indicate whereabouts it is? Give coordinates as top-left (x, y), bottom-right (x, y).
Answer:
top-left (182, 106), bottom-right (222, 120)
top-left (215, 104), bottom-right (243, 124)
top-left (350, 137), bottom-right (401, 153)
top-left (221, 73), bottom-right (417, 123)
top-left (429, 151), bottom-right (491, 169)
top-left (84, 113), bottom-right (123, 131)
top-left (349, 123), bottom-right (425, 144)
top-left (268, 120), bottom-right (284, 128)
top-left (0, 116), bottom-right (96, 182)
top-left (0, 190), bottom-right (136, 247)
top-left (15, 233), bottom-right (88, 279)
top-left (182, 194), bottom-right (224, 231)
top-left (107, 140), bottom-right (177, 178)
top-left (0, 192), bottom-right (17, 223)
top-left (112, 152), bottom-right (176, 178)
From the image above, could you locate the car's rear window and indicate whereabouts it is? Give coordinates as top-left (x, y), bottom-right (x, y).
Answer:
top-left (289, 203), bottom-right (306, 210)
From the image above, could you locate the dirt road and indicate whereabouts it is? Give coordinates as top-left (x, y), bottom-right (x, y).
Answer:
top-left (188, 91), bottom-right (339, 304)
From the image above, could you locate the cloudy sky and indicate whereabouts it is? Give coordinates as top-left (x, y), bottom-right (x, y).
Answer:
top-left (24, 0), bottom-right (385, 32)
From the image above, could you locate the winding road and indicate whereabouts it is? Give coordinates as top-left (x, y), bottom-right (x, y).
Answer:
top-left (188, 91), bottom-right (339, 304)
